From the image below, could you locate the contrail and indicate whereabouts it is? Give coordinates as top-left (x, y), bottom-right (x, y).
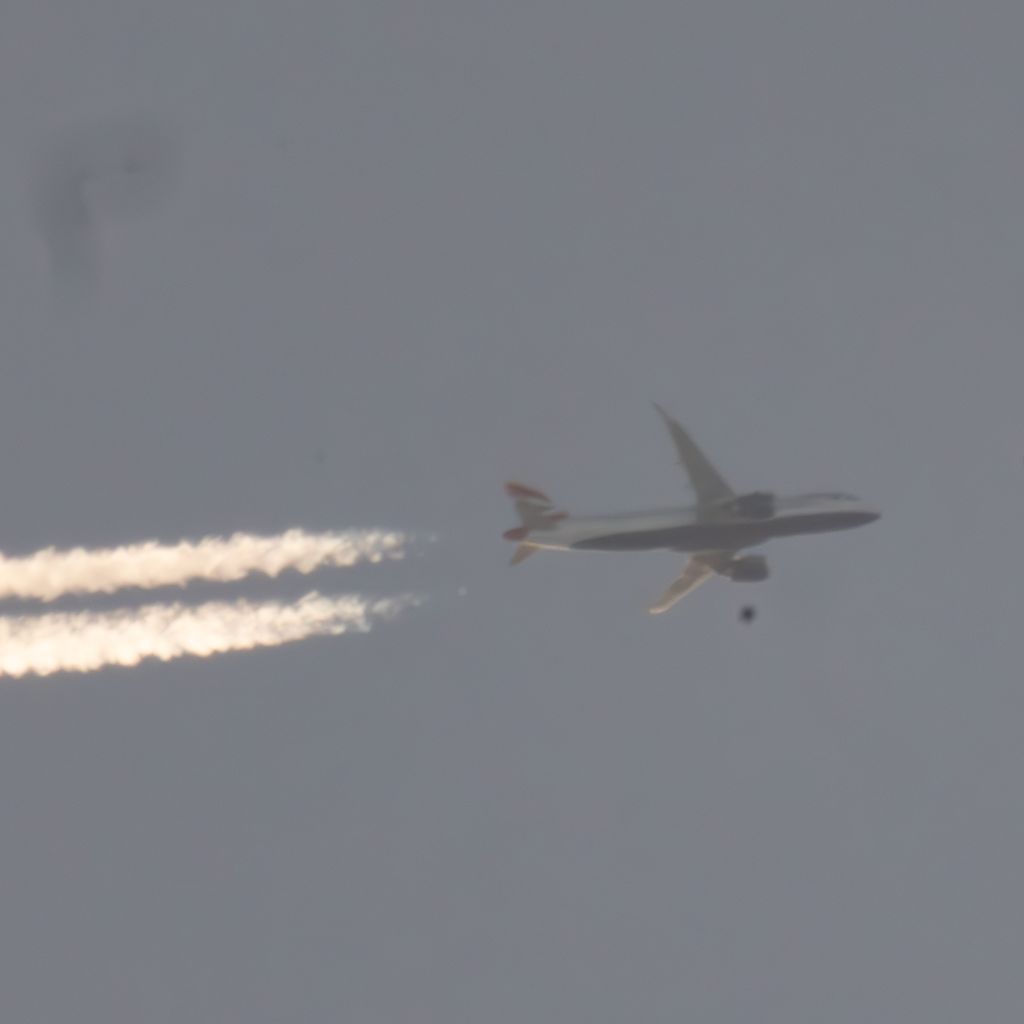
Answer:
top-left (0, 592), bottom-right (419, 678)
top-left (0, 529), bottom-right (407, 602)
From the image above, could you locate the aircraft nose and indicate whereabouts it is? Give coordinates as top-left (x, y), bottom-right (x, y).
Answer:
top-left (860, 507), bottom-right (881, 524)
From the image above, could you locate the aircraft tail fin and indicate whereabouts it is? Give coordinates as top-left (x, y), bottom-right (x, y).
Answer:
top-left (504, 481), bottom-right (561, 527)
top-left (503, 482), bottom-right (566, 565)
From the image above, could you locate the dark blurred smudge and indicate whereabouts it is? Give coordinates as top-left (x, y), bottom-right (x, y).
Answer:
top-left (31, 114), bottom-right (181, 299)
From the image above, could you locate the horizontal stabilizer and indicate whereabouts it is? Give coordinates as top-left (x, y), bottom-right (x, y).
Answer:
top-left (509, 543), bottom-right (538, 566)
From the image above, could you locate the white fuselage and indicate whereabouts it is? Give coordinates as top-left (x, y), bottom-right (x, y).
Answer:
top-left (529, 494), bottom-right (880, 554)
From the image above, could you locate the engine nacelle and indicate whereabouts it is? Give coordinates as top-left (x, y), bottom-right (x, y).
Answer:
top-left (721, 554), bottom-right (770, 582)
top-left (729, 491), bottom-right (776, 520)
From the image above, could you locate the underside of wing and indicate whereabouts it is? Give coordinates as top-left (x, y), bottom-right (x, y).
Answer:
top-left (653, 404), bottom-right (735, 508)
top-left (648, 557), bottom-right (716, 614)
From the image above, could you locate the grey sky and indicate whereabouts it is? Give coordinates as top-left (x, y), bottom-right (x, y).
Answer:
top-left (1, 1), bottom-right (1023, 1020)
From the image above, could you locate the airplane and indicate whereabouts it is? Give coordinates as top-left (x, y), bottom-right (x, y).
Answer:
top-left (503, 404), bottom-right (879, 614)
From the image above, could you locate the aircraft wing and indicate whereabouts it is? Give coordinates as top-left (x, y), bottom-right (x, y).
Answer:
top-left (653, 404), bottom-right (735, 507)
top-left (648, 556), bottom-right (717, 614)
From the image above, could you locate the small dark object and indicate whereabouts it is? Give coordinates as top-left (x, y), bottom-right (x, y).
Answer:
top-left (739, 605), bottom-right (756, 623)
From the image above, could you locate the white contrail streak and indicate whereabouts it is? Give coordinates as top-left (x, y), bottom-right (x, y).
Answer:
top-left (0, 529), bottom-right (407, 602)
top-left (0, 592), bottom-right (419, 678)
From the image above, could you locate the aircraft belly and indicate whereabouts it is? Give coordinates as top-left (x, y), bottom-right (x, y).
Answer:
top-left (569, 511), bottom-right (869, 552)
top-left (572, 522), bottom-right (771, 552)
top-left (765, 511), bottom-right (875, 536)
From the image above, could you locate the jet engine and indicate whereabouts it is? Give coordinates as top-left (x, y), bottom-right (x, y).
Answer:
top-left (729, 491), bottom-right (776, 520)
top-left (720, 554), bottom-right (769, 582)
